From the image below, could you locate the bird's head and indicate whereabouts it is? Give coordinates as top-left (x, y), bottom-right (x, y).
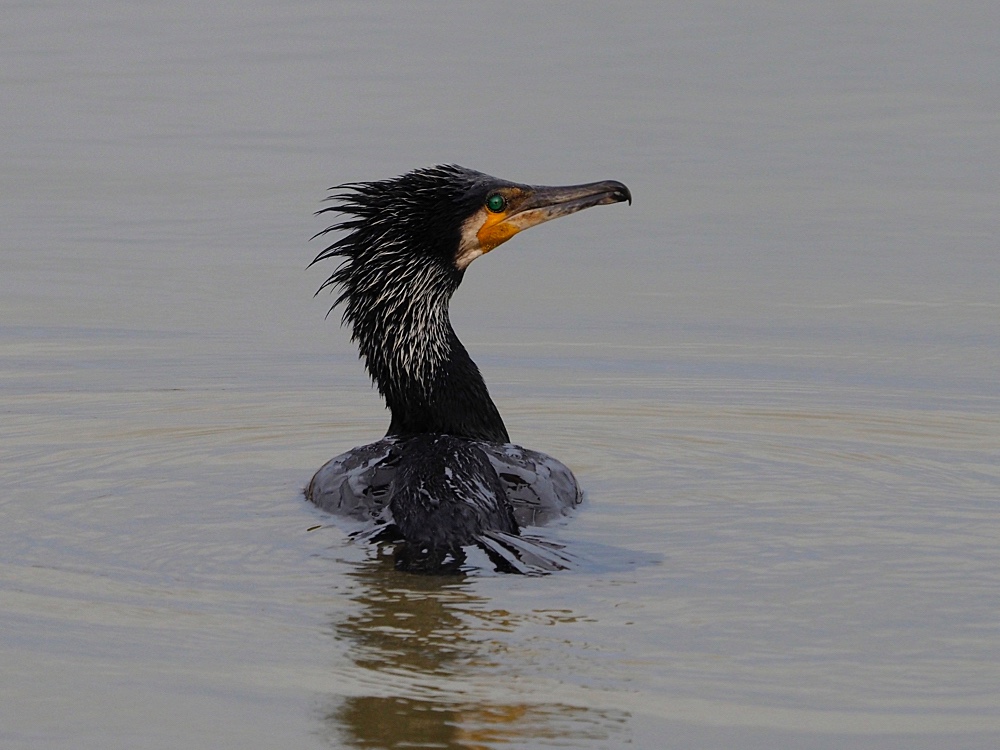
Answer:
top-left (312, 165), bottom-right (631, 296)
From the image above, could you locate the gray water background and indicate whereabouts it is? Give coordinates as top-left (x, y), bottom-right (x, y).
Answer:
top-left (2, 2), bottom-right (998, 748)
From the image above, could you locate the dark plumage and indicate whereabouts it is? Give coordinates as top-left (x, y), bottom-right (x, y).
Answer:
top-left (388, 434), bottom-right (517, 573)
top-left (312, 166), bottom-right (510, 441)
top-left (307, 165), bottom-right (630, 573)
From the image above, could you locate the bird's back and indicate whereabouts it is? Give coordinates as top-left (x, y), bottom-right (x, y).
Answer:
top-left (306, 437), bottom-right (583, 527)
top-left (305, 435), bottom-right (582, 574)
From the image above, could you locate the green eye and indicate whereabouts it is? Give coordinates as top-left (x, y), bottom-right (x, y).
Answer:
top-left (485, 194), bottom-right (506, 213)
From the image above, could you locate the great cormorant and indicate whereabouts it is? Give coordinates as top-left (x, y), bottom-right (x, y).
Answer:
top-left (306, 165), bottom-right (630, 573)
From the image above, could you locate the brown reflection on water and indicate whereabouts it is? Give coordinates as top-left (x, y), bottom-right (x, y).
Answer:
top-left (322, 556), bottom-right (627, 749)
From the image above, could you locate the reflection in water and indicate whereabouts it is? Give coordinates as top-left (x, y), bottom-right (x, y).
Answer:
top-left (323, 556), bottom-right (628, 749)
top-left (333, 696), bottom-right (615, 750)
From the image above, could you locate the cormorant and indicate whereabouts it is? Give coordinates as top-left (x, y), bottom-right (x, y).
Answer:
top-left (306, 165), bottom-right (630, 574)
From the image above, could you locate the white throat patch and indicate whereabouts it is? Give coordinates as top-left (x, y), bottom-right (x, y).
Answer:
top-left (455, 208), bottom-right (489, 270)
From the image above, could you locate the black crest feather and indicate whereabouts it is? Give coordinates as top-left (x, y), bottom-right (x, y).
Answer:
top-left (310, 165), bottom-right (510, 442)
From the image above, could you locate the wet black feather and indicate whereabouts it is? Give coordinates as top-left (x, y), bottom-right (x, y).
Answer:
top-left (311, 165), bottom-right (511, 442)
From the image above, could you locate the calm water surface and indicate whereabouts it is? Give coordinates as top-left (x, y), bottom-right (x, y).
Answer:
top-left (3, 2), bottom-right (998, 748)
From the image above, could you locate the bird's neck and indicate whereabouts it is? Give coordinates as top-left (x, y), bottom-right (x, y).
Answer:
top-left (350, 266), bottom-right (509, 443)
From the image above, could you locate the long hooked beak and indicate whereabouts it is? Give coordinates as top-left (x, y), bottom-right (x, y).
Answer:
top-left (504, 180), bottom-right (632, 231)
top-left (470, 179), bottom-right (631, 259)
